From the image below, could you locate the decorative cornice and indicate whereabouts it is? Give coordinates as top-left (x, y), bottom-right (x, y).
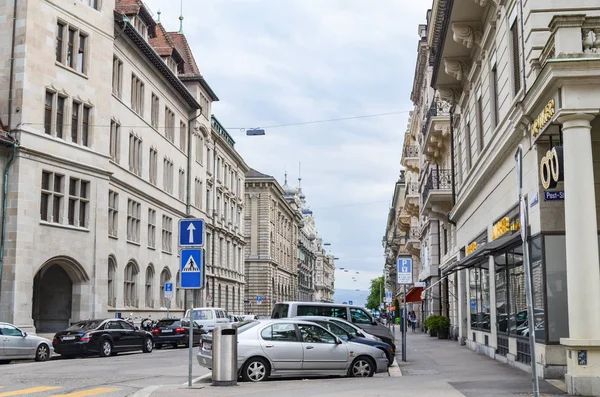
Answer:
top-left (451, 22), bottom-right (482, 49)
top-left (443, 58), bottom-right (471, 81)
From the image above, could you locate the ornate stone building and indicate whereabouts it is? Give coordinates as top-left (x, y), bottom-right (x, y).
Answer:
top-left (0, 0), bottom-right (248, 332)
top-left (314, 238), bottom-right (335, 303)
top-left (244, 169), bottom-right (301, 315)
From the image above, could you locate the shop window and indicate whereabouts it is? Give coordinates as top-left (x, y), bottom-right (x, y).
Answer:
top-left (531, 236), bottom-right (545, 341)
top-left (469, 261), bottom-right (490, 331)
top-left (495, 257), bottom-right (508, 334)
top-left (545, 235), bottom-right (569, 342)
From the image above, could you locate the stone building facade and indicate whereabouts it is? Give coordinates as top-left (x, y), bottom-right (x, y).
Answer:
top-left (403, 1), bottom-right (600, 394)
top-left (0, 0), bottom-right (247, 332)
top-left (244, 169), bottom-right (301, 315)
top-left (314, 238), bottom-right (335, 303)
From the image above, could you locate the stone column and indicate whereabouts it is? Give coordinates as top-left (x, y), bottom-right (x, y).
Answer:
top-left (558, 114), bottom-right (600, 396)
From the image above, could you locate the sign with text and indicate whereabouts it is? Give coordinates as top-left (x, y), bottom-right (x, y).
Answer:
top-left (397, 257), bottom-right (412, 285)
top-left (544, 191), bottom-right (564, 201)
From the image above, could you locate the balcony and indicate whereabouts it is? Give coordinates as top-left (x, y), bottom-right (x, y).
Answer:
top-left (421, 98), bottom-right (451, 164)
top-left (539, 15), bottom-right (600, 69)
top-left (405, 226), bottom-right (420, 256)
top-left (404, 182), bottom-right (419, 217)
top-left (421, 168), bottom-right (453, 217)
top-left (401, 143), bottom-right (420, 173)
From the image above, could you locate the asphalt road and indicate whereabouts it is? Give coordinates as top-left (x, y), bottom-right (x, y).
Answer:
top-left (0, 345), bottom-right (209, 397)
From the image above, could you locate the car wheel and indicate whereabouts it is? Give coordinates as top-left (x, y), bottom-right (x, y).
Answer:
top-left (348, 356), bottom-right (375, 378)
top-left (99, 339), bottom-right (113, 357)
top-left (35, 343), bottom-right (50, 362)
top-left (142, 337), bottom-right (153, 353)
top-left (241, 357), bottom-right (270, 382)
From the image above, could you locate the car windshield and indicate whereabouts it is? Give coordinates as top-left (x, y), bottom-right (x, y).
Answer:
top-left (192, 310), bottom-right (213, 320)
top-left (236, 320), bottom-right (260, 333)
top-left (66, 320), bottom-right (103, 331)
top-left (317, 321), bottom-right (350, 340)
top-left (157, 320), bottom-right (180, 327)
top-left (271, 304), bottom-right (289, 319)
top-left (331, 319), bottom-right (359, 337)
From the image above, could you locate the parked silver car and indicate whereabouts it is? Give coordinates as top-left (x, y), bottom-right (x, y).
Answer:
top-left (197, 319), bottom-right (388, 382)
top-left (0, 322), bottom-right (53, 364)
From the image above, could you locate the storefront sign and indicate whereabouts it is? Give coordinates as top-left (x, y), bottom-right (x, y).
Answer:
top-left (544, 191), bottom-right (564, 201)
top-left (465, 231), bottom-right (487, 256)
top-left (466, 241), bottom-right (478, 256)
top-left (540, 146), bottom-right (564, 190)
top-left (492, 217), bottom-right (521, 240)
top-left (530, 98), bottom-right (556, 140)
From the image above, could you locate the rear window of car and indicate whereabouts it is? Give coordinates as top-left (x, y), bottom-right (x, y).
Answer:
top-left (271, 304), bottom-right (289, 319)
top-left (192, 310), bottom-right (213, 320)
top-left (66, 320), bottom-right (103, 331)
top-left (297, 305), bottom-right (347, 319)
top-left (157, 320), bottom-right (180, 327)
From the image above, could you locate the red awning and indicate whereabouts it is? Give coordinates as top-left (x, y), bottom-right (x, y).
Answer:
top-left (405, 287), bottom-right (423, 303)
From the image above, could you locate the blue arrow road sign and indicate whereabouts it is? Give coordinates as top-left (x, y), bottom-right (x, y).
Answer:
top-left (180, 249), bottom-right (204, 289)
top-left (397, 257), bottom-right (413, 284)
top-left (256, 296), bottom-right (263, 305)
top-left (179, 218), bottom-right (205, 247)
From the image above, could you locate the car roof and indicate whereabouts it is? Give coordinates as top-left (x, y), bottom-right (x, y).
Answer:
top-left (274, 301), bottom-right (366, 309)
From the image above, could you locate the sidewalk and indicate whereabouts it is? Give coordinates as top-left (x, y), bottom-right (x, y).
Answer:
top-left (135, 331), bottom-right (568, 397)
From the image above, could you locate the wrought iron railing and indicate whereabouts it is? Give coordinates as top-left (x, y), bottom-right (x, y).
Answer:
top-left (421, 98), bottom-right (451, 137)
top-left (422, 168), bottom-right (452, 203)
top-left (403, 145), bottom-right (419, 158)
top-left (211, 116), bottom-right (236, 148)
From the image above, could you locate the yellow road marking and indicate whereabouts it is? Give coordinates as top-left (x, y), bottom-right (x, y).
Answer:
top-left (0, 386), bottom-right (61, 396)
top-left (51, 388), bottom-right (120, 397)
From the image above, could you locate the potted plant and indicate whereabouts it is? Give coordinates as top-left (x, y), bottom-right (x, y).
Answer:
top-left (423, 315), bottom-right (438, 337)
top-left (436, 316), bottom-right (450, 339)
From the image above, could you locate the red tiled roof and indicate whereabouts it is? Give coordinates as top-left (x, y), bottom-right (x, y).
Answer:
top-left (167, 32), bottom-right (201, 78)
top-left (115, 0), bottom-right (155, 28)
top-left (150, 23), bottom-right (182, 62)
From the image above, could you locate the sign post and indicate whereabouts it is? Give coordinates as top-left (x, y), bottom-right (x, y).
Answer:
top-left (178, 218), bottom-right (205, 388)
top-left (397, 257), bottom-right (412, 363)
top-left (515, 146), bottom-right (540, 397)
top-left (164, 282), bottom-right (173, 318)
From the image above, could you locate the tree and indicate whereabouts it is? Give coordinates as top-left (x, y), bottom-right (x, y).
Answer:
top-left (366, 276), bottom-right (384, 310)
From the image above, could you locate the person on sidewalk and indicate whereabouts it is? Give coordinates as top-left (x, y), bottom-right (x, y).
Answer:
top-left (409, 311), bottom-right (417, 332)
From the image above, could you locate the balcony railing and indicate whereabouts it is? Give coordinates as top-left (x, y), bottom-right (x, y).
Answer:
top-left (422, 169), bottom-right (452, 203)
top-left (403, 145), bottom-right (419, 158)
top-left (404, 182), bottom-right (419, 198)
top-left (211, 115), bottom-right (236, 148)
top-left (421, 98), bottom-right (451, 137)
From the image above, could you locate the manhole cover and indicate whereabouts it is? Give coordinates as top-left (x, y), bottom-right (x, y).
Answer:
top-left (404, 369), bottom-right (441, 376)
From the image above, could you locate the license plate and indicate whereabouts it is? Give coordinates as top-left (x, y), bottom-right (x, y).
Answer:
top-left (162, 330), bottom-right (173, 333)
top-left (62, 336), bottom-right (76, 341)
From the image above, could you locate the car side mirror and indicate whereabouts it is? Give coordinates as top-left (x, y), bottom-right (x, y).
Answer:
top-left (22, 332), bottom-right (27, 337)
top-left (134, 326), bottom-right (139, 331)
top-left (335, 337), bottom-right (343, 345)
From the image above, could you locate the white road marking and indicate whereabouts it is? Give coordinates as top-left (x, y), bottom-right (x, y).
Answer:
top-left (179, 372), bottom-right (211, 386)
top-left (127, 385), bottom-right (163, 397)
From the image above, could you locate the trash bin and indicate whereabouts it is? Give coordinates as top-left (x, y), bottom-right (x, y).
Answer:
top-left (212, 323), bottom-right (238, 386)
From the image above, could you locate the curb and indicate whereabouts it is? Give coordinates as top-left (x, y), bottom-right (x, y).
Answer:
top-left (388, 358), bottom-right (403, 377)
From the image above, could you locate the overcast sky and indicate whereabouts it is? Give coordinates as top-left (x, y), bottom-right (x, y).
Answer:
top-left (144, 0), bottom-right (430, 295)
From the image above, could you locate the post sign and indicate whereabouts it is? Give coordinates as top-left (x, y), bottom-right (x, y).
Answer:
top-left (164, 282), bottom-right (173, 300)
top-left (397, 257), bottom-right (412, 285)
top-left (385, 290), bottom-right (393, 303)
top-left (256, 296), bottom-right (263, 305)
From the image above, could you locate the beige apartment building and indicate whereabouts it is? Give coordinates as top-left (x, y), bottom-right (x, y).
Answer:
top-left (401, 0), bottom-right (600, 394)
top-left (244, 169), bottom-right (302, 315)
top-left (0, 0), bottom-right (247, 332)
top-left (314, 237), bottom-right (335, 303)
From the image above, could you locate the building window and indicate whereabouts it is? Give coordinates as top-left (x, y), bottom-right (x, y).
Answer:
top-left (194, 178), bottom-right (202, 209)
top-left (207, 148), bottom-right (212, 173)
top-left (178, 168), bottom-right (185, 201)
top-left (180, 121), bottom-right (187, 152)
top-left (476, 90), bottom-right (484, 154)
top-left (164, 107), bottom-right (175, 142)
top-left (490, 63), bottom-right (499, 128)
top-left (160, 268), bottom-right (171, 307)
top-left (56, 23), bottom-right (64, 62)
top-left (108, 190), bottom-right (118, 238)
top-left (163, 158), bottom-right (174, 194)
top-left (40, 171), bottom-right (64, 223)
top-left (67, 28), bottom-right (75, 68)
top-left (126, 198), bottom-right (141, 243)
top-left (145, 265), bottom-right (154, 308)
top-left (108, 256), bottom-right (116, 307)
top-left (196, 135), bottom-right (204, 163)
top-left (465, 120), bottom-right (472, 170)
top-left (131, 74), bottom-right (144, 116)
top-left (200, 95), bottom-right (209, 119)
top-left (124, 262), bottom-right (138, 307)
top-left (44, 91), bottom-right (54, 135)
top-left (149, 147), bottom-right (158, 185)
top-left (510, 20), bottom-right (522, 96)
top-left (162, 215), bottom-right (172, 253)
top-left (206, 187), bottom-right (211, 213)
top-left (112, 56), bottom-right (123, 97)
top-left (69, 102), bottom-right (91, 147)
top-left (129, 133), bottom-right (142, 176)
top-left (151, 93), bottom-right (159, 129)
top-left (67, 177), bottom-right (89, 227)
top-left (110, 120), bottom-right (120, 163)
top-left (147, 208), bottom-right (156, 249)
top-left (133, 16), bottom-right (147, 40)
top-left (469, 262), bottom-right (490, 331)
top-left (77, 33), bottom-right (86, 74)
top-left (81, 0), bottom-right (100, 10)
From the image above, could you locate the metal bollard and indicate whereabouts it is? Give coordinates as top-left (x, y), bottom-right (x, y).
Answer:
top-left (212, 324), bottom-right (238, 386)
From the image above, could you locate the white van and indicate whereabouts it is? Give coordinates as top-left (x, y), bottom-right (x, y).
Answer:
top-left (184, 307), bottom-right (229, 332)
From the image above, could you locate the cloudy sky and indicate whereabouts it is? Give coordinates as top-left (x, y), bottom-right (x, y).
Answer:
top-left (145, 0), bottom-right (430, 300)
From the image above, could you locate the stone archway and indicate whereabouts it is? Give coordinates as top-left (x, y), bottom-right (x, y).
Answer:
top-left (32, 257), bottom-right (89, 333)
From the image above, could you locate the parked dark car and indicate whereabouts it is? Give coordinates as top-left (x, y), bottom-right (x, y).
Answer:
top-left (151, 318), bottom-right (206, 349)
top-left (297, 316), bottom-right (395, 366)
top-left (53, 319), bottom-right (154, 358)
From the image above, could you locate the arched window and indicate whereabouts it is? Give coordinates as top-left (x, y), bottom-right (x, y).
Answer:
top-left (160, 267), bottom-right (171, 307)
top-left (145, 265), bottom-right (155, 308)
top-left (176, 271), bottom-right (183, 309)
top-left (124, 261), bottom-right (139, 307)
top-left (108, 256), bottom-right (117, 307)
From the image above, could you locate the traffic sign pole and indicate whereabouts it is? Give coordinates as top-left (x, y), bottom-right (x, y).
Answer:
top-left (397, 257), bottom-right (413, 363)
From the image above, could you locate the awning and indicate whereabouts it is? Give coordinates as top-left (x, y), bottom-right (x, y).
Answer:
top-left (442, 249), bottom-right (486, 276)
top-left (405, 287), bottom-right (423, 303)
top-left (479, 231), bottom-right (521, 254)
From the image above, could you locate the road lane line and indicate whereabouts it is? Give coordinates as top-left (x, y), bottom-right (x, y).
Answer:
top-left (0, 386), bottom-right (61, 396)
top-left (51, 388), bottom-right (120, 397)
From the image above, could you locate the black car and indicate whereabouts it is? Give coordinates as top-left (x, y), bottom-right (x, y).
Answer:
top-left (151, 318), bottom-right (206, 349)
top-left (298, 316), bottom-right (395, 366)
top-left (53, 319), bottom-right (154, 358)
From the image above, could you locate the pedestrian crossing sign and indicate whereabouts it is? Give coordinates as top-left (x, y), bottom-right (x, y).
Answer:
top-left (180, 249), bottom-right (204, 289)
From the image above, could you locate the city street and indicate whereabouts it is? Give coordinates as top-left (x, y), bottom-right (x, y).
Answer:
top-left (0, 346), bottom-right (209, 397)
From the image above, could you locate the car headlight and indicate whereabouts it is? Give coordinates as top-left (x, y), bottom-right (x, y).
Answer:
top-left (374, 336), bottom-right (383, 342)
